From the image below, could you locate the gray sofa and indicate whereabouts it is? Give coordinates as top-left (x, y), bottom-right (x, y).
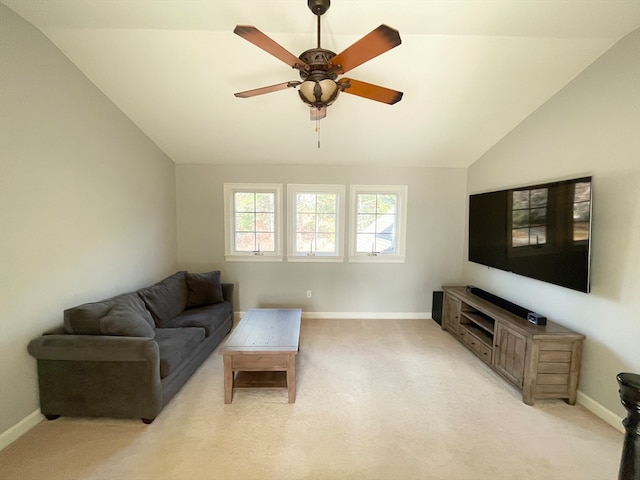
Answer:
top-left (28, 270), bottom-right (233, 424)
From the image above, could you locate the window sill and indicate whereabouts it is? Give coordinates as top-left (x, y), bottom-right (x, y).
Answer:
top-left (348, 255), bottom-right (405, 263)
top-left (287, 255), bottom-right (344, 263)
top-left (225, 254), bottom-right (283, 262)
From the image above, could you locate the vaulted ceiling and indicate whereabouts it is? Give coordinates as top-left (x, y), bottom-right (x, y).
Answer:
top-left (3, 1), bottom-right (639, 167)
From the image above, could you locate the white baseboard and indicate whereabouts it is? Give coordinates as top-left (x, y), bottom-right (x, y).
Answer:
top-left (303, 312), bottom-right (431, 319)
top-left (577, 391), bottom-right (624, 434)
top-left (0, 409), bottom-right (43, 451)
top-left (237, 311), bottom-right (432, 320)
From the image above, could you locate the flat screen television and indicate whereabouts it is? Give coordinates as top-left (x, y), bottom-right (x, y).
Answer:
top-left (468, 176), bottom-right (592, 293)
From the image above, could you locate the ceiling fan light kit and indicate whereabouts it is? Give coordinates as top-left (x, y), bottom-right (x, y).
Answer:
top-left (299, 78), bottom-right (340, 106)
top-left (233, 0), bottom-right (403, 122)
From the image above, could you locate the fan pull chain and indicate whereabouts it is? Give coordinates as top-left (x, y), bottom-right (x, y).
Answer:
top-left (316, 118), bottom-right (320, 148)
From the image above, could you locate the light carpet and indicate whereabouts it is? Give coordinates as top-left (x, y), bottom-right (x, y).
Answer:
top-left (0, 318), bottom-right (623, 480)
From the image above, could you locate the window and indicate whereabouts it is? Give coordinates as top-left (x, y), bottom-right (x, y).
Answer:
top-left (287, 184), bottom-right (345, 262)
top-left (223, 183), bottom-right (283, 261)
top-left (349, 185), bottom-right (408, 263)
top-left (511, 188), bottom-right (548, 247)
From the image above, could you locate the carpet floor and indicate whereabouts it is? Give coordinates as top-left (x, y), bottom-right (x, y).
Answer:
top-left (0, 318), bottom-right (623, 480)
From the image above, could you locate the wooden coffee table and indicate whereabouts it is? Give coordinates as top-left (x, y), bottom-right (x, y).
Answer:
top-left (219, 308), bottom-right (301, 403)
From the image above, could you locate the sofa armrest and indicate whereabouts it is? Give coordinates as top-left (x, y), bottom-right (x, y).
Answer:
top-left (28, 334), bottom-right (159, 363)
top-left (222, 282), bottom-right (234, 318)
top-left (28, 334), bottom-right (163, 421)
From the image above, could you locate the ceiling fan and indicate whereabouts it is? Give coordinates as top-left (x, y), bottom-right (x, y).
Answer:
top-left (234, 0), bottom-right (403, 120)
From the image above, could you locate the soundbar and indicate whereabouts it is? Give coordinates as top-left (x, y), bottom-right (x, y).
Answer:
top-left (466, 286), bottom-right (546, 325)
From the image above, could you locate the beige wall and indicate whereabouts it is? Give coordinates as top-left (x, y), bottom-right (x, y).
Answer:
top-left (0, 5), bottom-right (178, 440)
top-left (464, 29), bottom-right (640, 419)
top-left (176, 164), bottom-right (467, 314)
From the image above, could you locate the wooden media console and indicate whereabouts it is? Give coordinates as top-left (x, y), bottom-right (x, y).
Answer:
top-left (442, 286), bottom-right (584, 405)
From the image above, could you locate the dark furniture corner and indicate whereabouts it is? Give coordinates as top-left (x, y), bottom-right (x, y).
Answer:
top-left (618, 372), bottom-right (640, 480)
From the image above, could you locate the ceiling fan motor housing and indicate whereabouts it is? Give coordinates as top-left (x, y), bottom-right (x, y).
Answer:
top-left (297, 48), bottom-right (341, 107)
top-left (298, 49), bottom-right (338, 80)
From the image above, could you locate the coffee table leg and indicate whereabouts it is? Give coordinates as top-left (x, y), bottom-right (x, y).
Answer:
top-left (223, 355), bottom-right (234, 404)
top-left (287, 353), bottom-right (296, 403)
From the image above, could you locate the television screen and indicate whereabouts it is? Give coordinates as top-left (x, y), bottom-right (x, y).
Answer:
top-left (468, 177), bottom-right (592, 293)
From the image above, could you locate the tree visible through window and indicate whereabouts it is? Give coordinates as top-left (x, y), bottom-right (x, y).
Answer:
top-left (233, 191), bottom-right (275, 253)
top-left (287, 184), bottom-right (344, 261)
top-left (224, 183), bottom-right (282, 261)
top-left (295, 192), bottom-right (337, 255)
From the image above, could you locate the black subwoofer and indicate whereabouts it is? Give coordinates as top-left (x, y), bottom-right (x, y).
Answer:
top-left (432, 291), bottom-right (443, 325)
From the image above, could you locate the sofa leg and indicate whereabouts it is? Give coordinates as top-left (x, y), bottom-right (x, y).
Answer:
top-left (141, 417), bottom-right (155, 424)
top-left (44, 414), bottom-right (60, 421)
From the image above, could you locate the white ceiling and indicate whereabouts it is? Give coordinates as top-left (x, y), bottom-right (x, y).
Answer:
top-left (3, 0), bottom-right (639, 167)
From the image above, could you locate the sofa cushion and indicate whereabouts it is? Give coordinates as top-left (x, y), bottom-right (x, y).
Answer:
top-left (162, 302), bottom-right (232, 337)
top-left (64, 302), bottom-right (110, 334)
top-left (154, 327), bottom-right (205, 378)
top-left (185, 270), bottom-right (225, 308)
top-left (138, 271), bottom-right (189, 326)
top-left (99, 301), bottom-right (156, 338)
top-left (64, 293), bottom-right (155, 335)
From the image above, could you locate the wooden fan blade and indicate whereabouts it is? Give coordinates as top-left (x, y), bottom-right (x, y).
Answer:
top-left (234, 81), bottom-right (300, 98)
top-left (330, 25), bottom-right (401, 74)
top-left (310, 106), bottom-right (327, 121)
top-left (234, 25), bottom-right (306, 70)
top-left (338, 78), bottom-right (403, 105)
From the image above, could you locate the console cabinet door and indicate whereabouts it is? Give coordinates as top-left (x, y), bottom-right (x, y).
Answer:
top-left (442, 293), bottom-right (461, 335)
top-left (494, 323), bottom-right (527, 388)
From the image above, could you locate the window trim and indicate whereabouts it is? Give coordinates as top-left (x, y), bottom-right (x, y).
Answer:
top-left (286, 184), bottom-right (345, 263)
top-left (223, 183), bottom-right (283, 262)
top-left (348, 185), bottom-right (408, 263)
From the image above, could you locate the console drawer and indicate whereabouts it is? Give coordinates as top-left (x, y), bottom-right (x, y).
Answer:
top-left (460, 327), bottom-right (492, 364)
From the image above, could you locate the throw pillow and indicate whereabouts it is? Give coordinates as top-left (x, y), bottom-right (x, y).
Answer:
top-left (64, 302), bottom-right (111, 334)
top-left (185, 270), bottom-right (225, 308)
top-left (138, 271), bottom-right (189, 326)
top-left (100, 301), bottom-right (156, 338)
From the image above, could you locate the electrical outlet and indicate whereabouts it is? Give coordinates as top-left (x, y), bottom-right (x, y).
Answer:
top-left (306, 290), bottom-right (312, 298)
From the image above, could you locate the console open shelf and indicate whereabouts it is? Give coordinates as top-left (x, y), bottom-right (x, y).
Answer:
top-left (460, 311), bottom-right (494, 335)
top-left (441, 286), bottom-right (584, 406)
top-left (460, 322), bottom-right (493, 348)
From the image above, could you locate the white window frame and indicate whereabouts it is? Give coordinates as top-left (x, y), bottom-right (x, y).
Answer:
top-left (223, 183), bottom-right (283, 262)
top-left (349, 185), bottom-right (408, 263)
top-left (287, 184), bottom-right (345, 262)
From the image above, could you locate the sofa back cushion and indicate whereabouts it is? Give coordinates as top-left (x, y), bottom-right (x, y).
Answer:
top-left (99, 301), bottom-right (156, 337)
top-left (64, 302), bottom-right (111, 335)
top-left (185, 270), bottom-right (225, 308)
top-left (64, 293), bottom-right (155, 337)
top-left (138, 271), bottom-right (189, 326)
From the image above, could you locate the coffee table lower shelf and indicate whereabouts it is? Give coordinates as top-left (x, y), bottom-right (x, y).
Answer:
top-left (222, 352), bottom-right (298, 403)
top-left (234, 371), bottom-right (288, 388)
